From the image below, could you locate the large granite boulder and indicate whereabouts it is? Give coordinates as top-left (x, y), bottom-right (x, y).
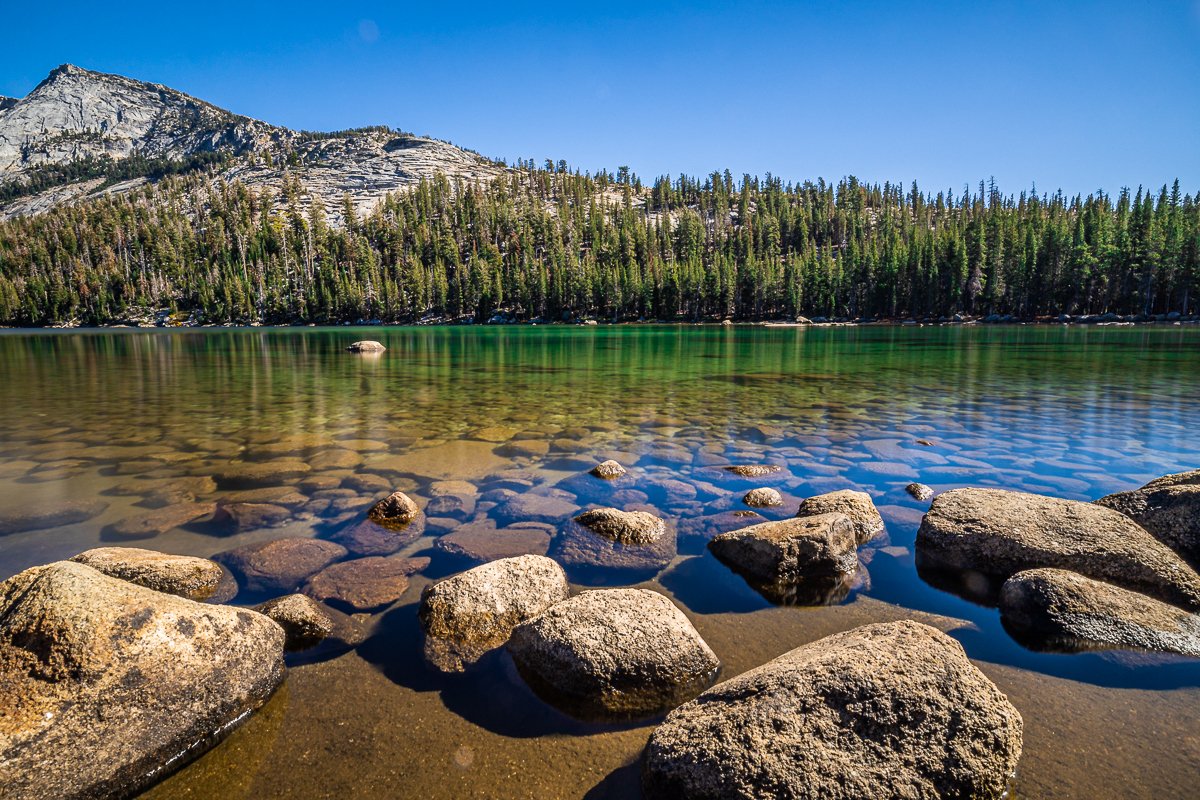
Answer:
top-left (916, 488), bottom-right (1200, 609)
top-left (69, 546), bottom-right (224, 600)
top-left (419, 555), bottom-right (569, 672)
top-left (708, 513), bottom-right (858, 604)
top-left (507, 588), bottom-right (720, 721)
top-left (0, 561), bottom-right (285, 800)
top-left (999, 568), bottom-right (1200, 657)
top-left (796, 489), bottom-right (885, 544)
top-left (1096, 470), bottom-right (1200, 567)
top-left (215, 537), bottom-right (347, 595)
top-left (643, 620), bottom-right (1023, 800)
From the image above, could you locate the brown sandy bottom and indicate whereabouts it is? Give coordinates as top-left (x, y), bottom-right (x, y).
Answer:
top-left (143, 577), bottom-right (1200, 800)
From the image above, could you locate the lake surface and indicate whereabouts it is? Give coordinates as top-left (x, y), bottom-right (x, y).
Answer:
top-left (1, 324), bottom-right (1199, 799)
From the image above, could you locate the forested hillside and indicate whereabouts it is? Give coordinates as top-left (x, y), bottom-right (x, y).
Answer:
top-left (0, 162), bottom-right (1196, 326)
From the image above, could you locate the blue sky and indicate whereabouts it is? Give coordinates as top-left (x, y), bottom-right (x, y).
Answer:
top-left (3, 1), bottom-right (1198, 196)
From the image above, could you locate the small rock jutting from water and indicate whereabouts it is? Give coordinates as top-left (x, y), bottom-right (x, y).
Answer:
top-left (367, 490), bottom-right (421, 528)
top-left (1095, 469), bottom-right (1200, 568)
top-left (346, 340), bottom-right (386, 352)
top-left (722, 464), bottom-right (783, 478)
top-left (573, 507), bottom-right (666, 545)
top-left (999, 568), bottom-right (1200, 658)
top-left (589, 459), bottom-right (627, 480)
top-left (419, 554), bottom-right (570, 672)
top-left (69, 546), bottom-right (224, 600)
top-left (916, 487), bottom-right (1200, 609)
top-left (743, 487), bottom-right (784, 508)
top-left (0, 560), bottom-right (285, 800)
top-left (507, 588), bottom-right (720, 721)
top-left (215, 537), bottom-right (348, 595)
top-left (256, 594), bottom-right (335, 651)
top-left (642, 620), bottom-right (1023, 800)
top-left (795, 489), bottom-right (885, 544)
top-left (907, 482), bottom-right (935, 501)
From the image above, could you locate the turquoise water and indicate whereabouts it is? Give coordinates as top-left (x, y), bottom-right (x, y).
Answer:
top-left (1, 324), bottom-right (1199, 798)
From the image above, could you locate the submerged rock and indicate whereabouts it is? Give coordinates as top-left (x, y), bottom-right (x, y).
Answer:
top-left (209, 501), bottom-right (291, 532)
top-left (573, 507), bottom-right (666, 545)
top-left (212, 460), bottom-right (311, 489)
top-left (0, 499), bottom-right (108, 535)
top-left (366, 490), bottom-right (420, 528)
top-left (495, 491), bottom-right (579, 525)
top-left (643, 620), bottom-right (1023, 800)
top-left (999, 568), bottom-right (1200, 658)
top-left (0, 561), bottom-right (285, 800)
top-left (589, 460), bottom-right (627, 480)
top-left (742, 487), bottom-right (784, 507)
top-left (435, 520), bottom-right (553, 562)
top-left (215, 537), bottom-right (347, 595)
top-left (346, 340), bottom-right (386, 352)
top-left (106, 501), bottom-right (216, 540)
top-left (1096, 470), bottom-right (1200, 567)
top-left (256, 594), bottom-right (335, 651)
top-left (419, 555), bottom-right (570, 672)
top-left (328, 517), bottom-right (425, 556)
top-left (507, 588), bottom-right (720, 720)
top-left (69, 546), bottom-right (224, 600)
top-left (796, 489), bottom-right (885, 544)
top-left (906, 482), bottom-right (935, 501)
top-left (302, 555), bottom-right (430, 612)
top-left (551, 517), bottom-right (677, 581)
top-left (916, 488), bottom-right (1200, 609)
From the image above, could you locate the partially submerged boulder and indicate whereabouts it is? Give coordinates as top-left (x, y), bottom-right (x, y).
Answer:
top-left (346, 340), bottom-right (386, 352)
top-left (796, 489), bottom-right (885, 544)
top-left (708, 513), bottom-right (858, 604)
top-left (916, 488), bottom-right (1200, 609)
top-left (508, 588), bottom-right (720, 720)
top-left (0, 561), bottom-right (285, 800)
top-left (589, 460), bottom-right (627, 480)
top-left (643, 620), bottom-right (1023, 800)
top-left (573, 507), bottom-right (666, 545)
top-left (366, 491), bottom-right (420, 528)
top-left (215, 537), bottom-right (347, 595)
top-left (742, 487), bottom-right (784, 508)
top-left (69, 546), bottom-right (224, 600)
top-left (419, 555), bottom-right (569, 672)
top-left (255, 594), bottom-right (334, 651)
top-left (999, 568), bottom-right (1200, 658)
top-left (906, 482), bottom-right (935, 502)
top-left (551, 517), bottom-right (678, 582)
top-left (302, 555), bottom-right (430, 612)
top-left (1096, 470), bottom-right (1200, 568)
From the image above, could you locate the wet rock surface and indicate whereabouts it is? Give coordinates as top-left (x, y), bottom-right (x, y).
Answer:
top-left (795, 489), bottom-right (885, 544)
top-left (69, 546), bottom-right (224, 600)
top-left (0, 561), bottom-right (285, 800)
top-left (435, 520), bottom-right (553, 562)
top-left (215, 537), bottom-right (347, 595)
top-left (302, 556), bottom-right (430, 612)
top-left (742, 487), bottom-right (783, 507)
top-left (589, 460), bottom-right (627, 480)
top-left (328, 517), bottom-right (425, 556)
top-left (419, 555), bottom-right (570, 672)
top-left (507, 588), bottom-right (720, 720)
top-left (572, 507), bottom-right (666, 545)
top-left (1096, 470), bottom-right (1200, 568)
top-left (999, 568), bottom-right (1200, 658)
top-left (551, 518), bottom-right (678, 581)
top-left (917, 488), bottom-right (1200, 609)
top-left (642, 620), bottom-right (1023, 800)
top-left (256, 593), bottom-right (335, 651)
top-left (366, 490), bottom-right (420, 528)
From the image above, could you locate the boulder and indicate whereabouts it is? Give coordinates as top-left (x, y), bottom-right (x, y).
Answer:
top-left (507, 588), bottom-right (720, 720)
top-left (366, 490), bottom-right (420, 528)
top-left (328, 517), bottom-right (425, 556)
top-left (419, 555), bottom-right (570, 672)
top-left (255, 594), bottom-right (334, 651)
top-left (708, 513), bottom-right (858, 600)
top-left (590, 460), bottom-right (627, 480)
top-left (1096, 470), bottom-right (1200, 567)
top-left (215, 537), bottom-right (347, 595)
top-left (302, 556), bottom-right (430, 612)
top-left (742, 487), bottom-right (783, 508)
top-left (999, 568), bottom-right (1200, 657)
top-left (796, 489), bottom-right (885, 544)
top-left (346, 340), bottom-right (386, 352)
top-left (916, 488), bottom-right (1200, 609)
top-left (677, 510), bottom-right (765, 544)
top-left (0, 561), bottom-right (284, 800)
top-left (552, 518), bottom-right (678, 581)
top-left (0, 499), bottom-right (108, 535)
top-left (69, 546), bottom-right (224, 600)
top-left (573, 507), bottom-right (666, 545)
top-left (643, 620), bottom-right (1023, 800)
top-left (906, 482), bottom-right (935, 501)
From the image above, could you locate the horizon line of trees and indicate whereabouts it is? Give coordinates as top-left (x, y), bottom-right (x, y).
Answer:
top-left (0, 161), bottom-right (1196, 326)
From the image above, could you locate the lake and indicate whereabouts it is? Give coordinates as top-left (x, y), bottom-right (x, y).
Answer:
top-left (1, 324), bottom-right (1199, 799)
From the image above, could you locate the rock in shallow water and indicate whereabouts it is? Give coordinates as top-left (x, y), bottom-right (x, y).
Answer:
top-left (419, 554), bottom-right (569, 672)
top-left (589, 459), bottom-right (627, 480)
top-left (573, 507), bottom-right (666, 545)
top-left (507, 588), bottom-right (719, 720)
top-left (0, 561), bottom-right (285, 800)
top-left (346, 340), bottom-right (386, 352)
top-left (367, 490), bottom-right (421, 528)
top-left (796, 489), bottom-right (885, 544)
top-left (642, 620), bottom-right (1023, 800)
top-left (999, 568), bottom-right (1200, 658)
top-left (69, 546), bottom-right (224, 600)
top-left (906, 482), bottom-right (935, 501)
top-left (215, 537), bottom-right (348, 595)
top-left (722, 464), bottom-right (783, 478)
top-left (435, 520), bottom-right (553, 562)
top-left (916, 488), bottom-right (1200, 610)
top-left (1095, 469), bottom-right (1200, 568)
top-left (551, 518), bottom-right (678, 582)
top-left (256, 594), bottom-right (335, 651)
top-left (742, 487), bottom-right (783, 507)
top-left (0, 499), bottom-right (109, 535)
top-left (105, 502), bottom-right (216, 540)
top-left (329, 517), bottom-right (425, 556)
top-left (302, 555), bottom-right (430, 612)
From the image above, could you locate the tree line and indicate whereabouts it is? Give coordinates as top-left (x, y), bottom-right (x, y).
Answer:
top-left (0, 160), bottom-right (1196, 325)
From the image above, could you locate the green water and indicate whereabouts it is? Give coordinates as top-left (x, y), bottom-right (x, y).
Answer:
top-left (1, 324), bottom-right (1199, 798)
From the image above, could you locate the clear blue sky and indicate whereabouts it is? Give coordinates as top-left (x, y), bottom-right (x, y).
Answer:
top-left (3, 1), bottom-right (1198, 196)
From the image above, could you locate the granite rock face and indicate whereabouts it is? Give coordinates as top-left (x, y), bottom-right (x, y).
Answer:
top-left (643, 621), bottom-right (1023, 800)
top-left (916, 488), bottom-right (1200, 610)
top-left (0, 561), bottom-right (285, 800)
top-left (419, 555), bottom-right (569, 672)
top-left (508, 588), bottom-right (720, 720)
top-left (69, 546), bottom-right (224, 600)
top-left (1096, 470), bottom-right (1200, 568)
